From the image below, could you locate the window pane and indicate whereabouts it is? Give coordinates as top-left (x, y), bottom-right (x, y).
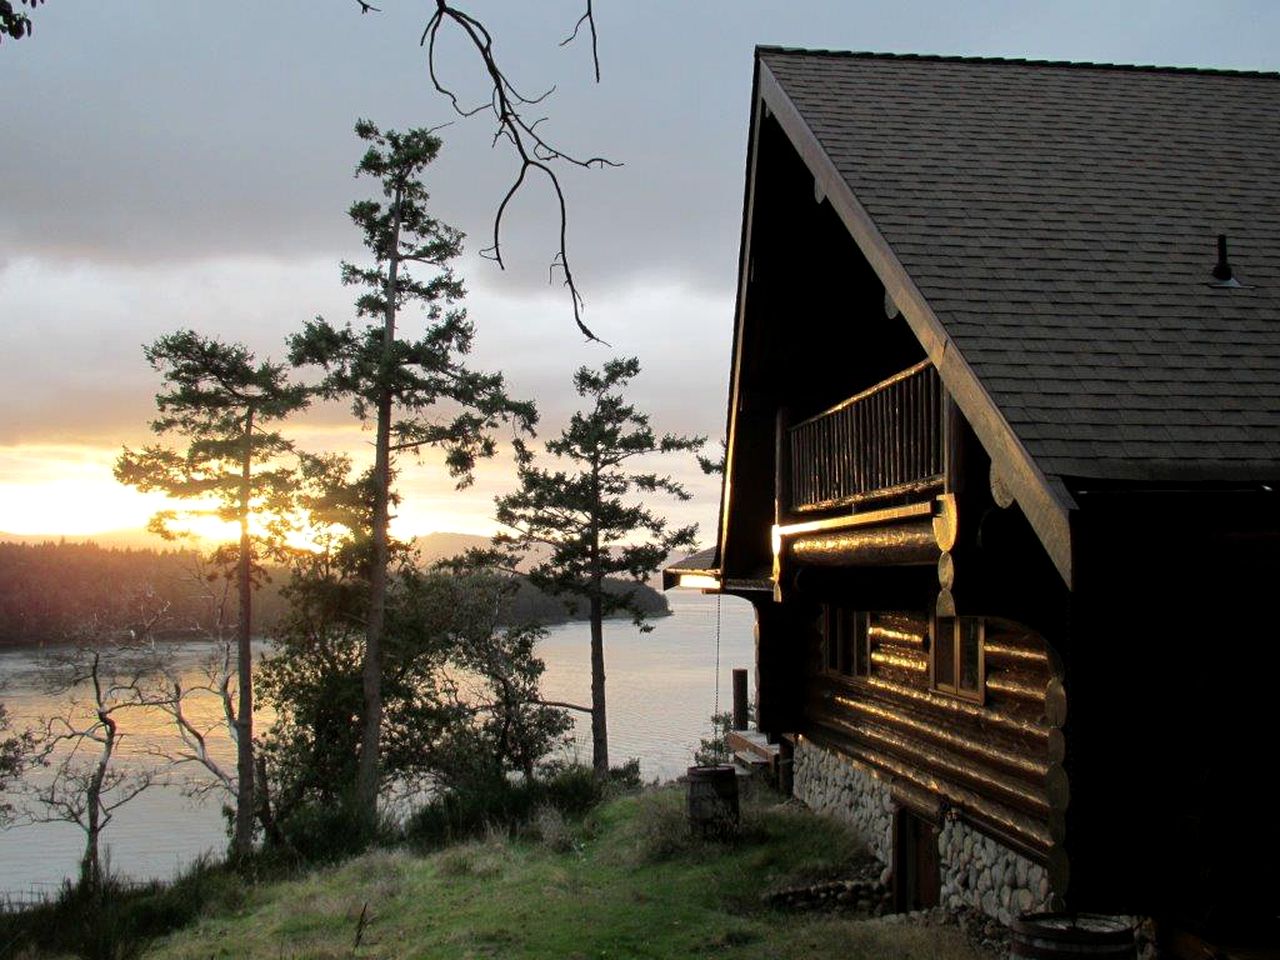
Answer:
top-left (853, 612), bottom-right (870, 677)
top-left (837, 609), bottom-right (853, 675)
top-left (959, 618), bottom-right (982, 693)
top-left (934, 616), bottom-right (955, 688)
top-left (824, 605), bottom-right (838, 671)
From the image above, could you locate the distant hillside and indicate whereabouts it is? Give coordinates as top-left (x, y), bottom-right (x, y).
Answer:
top-left (410, 533), bottom-right (667, 622)
top-left (0, 537), bottom-right (668, 646)
top-left (412, 532), bottom-right (493, 565)
top-left (0, 529), bottom-right (167, 550)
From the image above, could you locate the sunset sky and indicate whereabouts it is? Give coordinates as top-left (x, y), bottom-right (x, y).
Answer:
top-left (5, 1), bottom-right (1279, 546)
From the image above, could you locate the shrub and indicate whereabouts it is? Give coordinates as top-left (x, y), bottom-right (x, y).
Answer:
top-left (605, 758), bottom-right (643, 794)
top-left (406, 771), bottom-right (539, 849)
top-left (530, 804), bottom-right (577, 853)
top-left (541, 763), bottom-right (599, 815)
top-left (405, 760), bottom-right (627, 850)
top-left (275, 801), bottom-right (394, 865)
top-left (693, 712), bottom-right (734, 767)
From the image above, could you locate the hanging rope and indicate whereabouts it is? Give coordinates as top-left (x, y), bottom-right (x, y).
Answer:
top-left (713, 591), bottom-right (722, 719)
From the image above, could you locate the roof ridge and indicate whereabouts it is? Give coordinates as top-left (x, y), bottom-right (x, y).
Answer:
top-left (755, 45), bottom-right (1280, 79)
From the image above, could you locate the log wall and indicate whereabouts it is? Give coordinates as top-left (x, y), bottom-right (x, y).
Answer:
top-left (804, 608), bottom-right (1067, 896)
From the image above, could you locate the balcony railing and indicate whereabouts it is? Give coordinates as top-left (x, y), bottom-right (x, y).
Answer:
top-left (787, 360), bottom-right (945, 513)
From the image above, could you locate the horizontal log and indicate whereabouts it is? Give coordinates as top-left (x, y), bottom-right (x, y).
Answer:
top-left (815, 711), bottom-right (1057, 818)
top-left (794, 476), bottom-right (946, 513)
top-left (986, 674), bottom-right (1048, 703)
top-left (877, 611), bottom-right (928, 635)
top-left (790, 520), bottom-right (939, 567)
top-left (988, 662), bottom-right (1050, 692)
top-left (872, 661), bottom-right (929, 691)
top-left (830, 693), bottom-right (1051, 781)
top-left (892, 781), bottom-right (942, 821)
top-left (791, 567), bottom-right (936, 610)
top-left (869, 621), bottom-right (925, 650)
top-left (871, 648), bottom-right (928, 674)
top-left (804, 728), bottom-right (1057, 857)
top-left (810, 679), bottom-right (1047, 769)
top-left (983, 623), bottom-right (1046, 648)
top-left (863, 675), bottom-right (1053, 745)
top-left (983, 641), bottom-right (1048, 668)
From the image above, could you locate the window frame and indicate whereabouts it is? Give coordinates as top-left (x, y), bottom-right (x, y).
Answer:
top-left (821, 605), bottom-right (871, 680)
top-left (930, 614), bottom-right (985, 703)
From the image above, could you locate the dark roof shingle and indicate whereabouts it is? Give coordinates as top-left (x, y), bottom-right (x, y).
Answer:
top-left (761, 49), bottom-right (1280, 482)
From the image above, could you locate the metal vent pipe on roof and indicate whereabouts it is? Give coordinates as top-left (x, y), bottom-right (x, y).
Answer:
top-left (1210, 233), bottom-right (1241, 288)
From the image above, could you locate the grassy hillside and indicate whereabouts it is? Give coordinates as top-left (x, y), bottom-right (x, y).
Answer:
top-left (144, 789), bottom-right (987, 960)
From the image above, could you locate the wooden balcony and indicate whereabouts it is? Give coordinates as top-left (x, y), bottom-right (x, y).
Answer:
top-left (786, 360), bottom-right (945, 514)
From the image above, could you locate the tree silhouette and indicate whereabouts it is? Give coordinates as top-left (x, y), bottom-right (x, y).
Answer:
top-left (494, 357), bottom-right (701, 777)
top-left (289, 120), bottom-right (535, 816)
top-left (115, 331), bottom-right (308, 859)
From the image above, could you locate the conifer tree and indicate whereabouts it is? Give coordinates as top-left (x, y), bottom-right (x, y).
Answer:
top-left (115, 331), bottom-right (308, 859)
top-left (289, 120), bottom-right (535, 815)
top-left (494, 357), bottom-right (700, 778)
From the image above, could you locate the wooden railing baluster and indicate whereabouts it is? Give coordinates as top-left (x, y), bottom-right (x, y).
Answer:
top-left (784, 361), bottom-right (945, 513)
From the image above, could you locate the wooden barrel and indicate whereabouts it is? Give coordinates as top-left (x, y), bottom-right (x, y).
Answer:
top-left (686, 765), bottom-right (739, 837)
top-left (1010, 913), bottom-right (1135, 960)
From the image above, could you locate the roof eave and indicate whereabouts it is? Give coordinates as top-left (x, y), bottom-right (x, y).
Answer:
top-left (756, 58), bottom-right (1078, 589)
top-left (713, 50), bottom-right (769, 581)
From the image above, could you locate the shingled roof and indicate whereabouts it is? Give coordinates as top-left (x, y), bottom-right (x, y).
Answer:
top-left (759, 48), bottom-right (1280, 484)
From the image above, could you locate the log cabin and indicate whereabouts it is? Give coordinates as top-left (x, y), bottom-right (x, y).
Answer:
top-left (673, 48), bottom-right (1280, 944)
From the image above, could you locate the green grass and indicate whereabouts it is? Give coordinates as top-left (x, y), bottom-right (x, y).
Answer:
top-left (142, 788), bottom-right (988, 960)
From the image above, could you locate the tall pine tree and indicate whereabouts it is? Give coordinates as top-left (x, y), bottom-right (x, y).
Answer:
top-left (115, 330), bottom-right (308, 859)
top-left (494, 357), bottom-right (701, 778)
top-left (289, 120), bottom-right (535, 815)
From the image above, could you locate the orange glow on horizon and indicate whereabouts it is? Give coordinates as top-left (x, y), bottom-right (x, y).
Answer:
top-left (0, 443), bottom-right (506, 544)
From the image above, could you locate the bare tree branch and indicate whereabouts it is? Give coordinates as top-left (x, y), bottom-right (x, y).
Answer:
top-left (536, 698), bottom-right (593, 715)
top-left (418, 2), bottom-right (616, 344)
top-left (560, 1), bottom-right (600, 83)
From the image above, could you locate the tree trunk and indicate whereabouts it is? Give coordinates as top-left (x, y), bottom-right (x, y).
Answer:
top-left (82, 793), bottom-right (101, 894)
top-left (357, 185), bottom-right (403, 817)
top-left (588, 459), bottom-right (609, 781)
top-left (253, 755), bottom-right (284, 848)
top-left (589, 590), bottom-right (608, 779)
top-left (83, 662), bottom-right (111, 895)
top-left (233, 410), bottom-right (255, 860)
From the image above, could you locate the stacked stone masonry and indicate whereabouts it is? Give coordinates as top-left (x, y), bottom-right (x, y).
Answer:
top-left (793, 738), bottom-right (1051, 925)
top-left (793, 737), bottom-right (893, 867)
top-left (938, 817), bottom-right (1050, 923)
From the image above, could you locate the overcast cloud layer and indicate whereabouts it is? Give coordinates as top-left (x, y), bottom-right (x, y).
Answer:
top-left (4, 1), bottom-right (1280, 538)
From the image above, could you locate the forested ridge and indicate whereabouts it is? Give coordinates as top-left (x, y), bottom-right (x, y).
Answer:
top-left (0, 540), bottom-right (668, 646)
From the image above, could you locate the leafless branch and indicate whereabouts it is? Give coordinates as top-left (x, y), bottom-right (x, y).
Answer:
top-left (536, 698), bottom-right (593, 715)
top-left (560, 1), bottom-right (600, 83)
top-left (419, 1), bottom-right (617, 344)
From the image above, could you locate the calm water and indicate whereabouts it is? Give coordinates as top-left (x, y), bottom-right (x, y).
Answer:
top-left (0, 590), bottom-right (755, 898)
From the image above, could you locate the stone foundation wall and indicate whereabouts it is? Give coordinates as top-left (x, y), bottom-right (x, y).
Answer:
top-left (938, 816), bottom-right (1050, 924)
top-left (793, 737), bottom-right (1052, 925)
top-left (793, 738), bottom-right (892, 866)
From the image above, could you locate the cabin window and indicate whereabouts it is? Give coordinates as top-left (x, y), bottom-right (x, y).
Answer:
top-left (822, 606), bottom-right (870, 678)
top-left (932, 615), bottom-right (984, 701)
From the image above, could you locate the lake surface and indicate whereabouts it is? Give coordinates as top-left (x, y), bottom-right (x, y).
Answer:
top-left (0, 590), bottom-right (755, 898)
